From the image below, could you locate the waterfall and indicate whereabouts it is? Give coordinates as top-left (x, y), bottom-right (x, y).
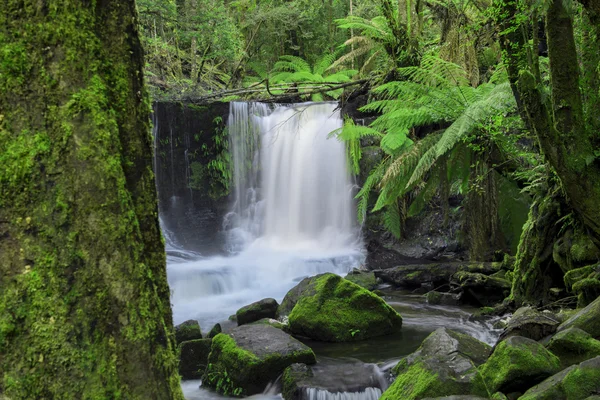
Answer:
top-left (304, 388), bottom-right (383, 400)
top-left (166, 101), bottom-right (364, 327)
top-left (226, 101), bottom-right (359, 252)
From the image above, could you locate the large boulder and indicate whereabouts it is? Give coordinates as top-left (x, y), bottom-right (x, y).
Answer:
top-left (178, 338), bottom-right (212, 380)
top-left (546, 327), bottom-right (600, 368)
top-left (236, 298), bottom-right (279, 326)
top-left (287, 273), bottom-right (402, 342)
top-left (382, 329), bottom-right (492, 400)
top-left (282, 361), bottom-right (385, 400)
top-left (475, 336), bottom-right (561, 394)
top-left (201, 324), bottom-right (316, 396)
top-left (557, 295), bottom-right (600, 338)
top-left (499, 307), bottom-right (559, 342)
top-left (518, 356), bottom-right (600, 400)
top-left (175, 319), bottom-right (202, 344)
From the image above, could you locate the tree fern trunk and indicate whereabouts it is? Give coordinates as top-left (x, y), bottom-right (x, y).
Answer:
top-left (0, 1), bottom-right (183, 398)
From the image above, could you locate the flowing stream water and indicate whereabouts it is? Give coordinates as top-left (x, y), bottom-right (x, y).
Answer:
top-left (156, 102), bottom-right (501, 400)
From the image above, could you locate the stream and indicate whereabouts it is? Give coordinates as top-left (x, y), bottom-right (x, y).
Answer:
top-left (157, 102), bottom-right (502, 400)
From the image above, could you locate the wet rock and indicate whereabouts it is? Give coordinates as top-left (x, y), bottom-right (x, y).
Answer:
top-left (451, 271), bottom-right (511, 306)
top-left (282, 360), bottom-right (385, 400)
top-left (178, 338), bottom-right (211, 380)
top-left (557, 295), bottom-right (600, 338)
top-left (202, 324), bottom-right (316, 396)
top-left (498, 307), bottom-right (559, 342)
top-left (208, 323), bottom-right (222, 339)
top-left (384, 329), bottom-right (491, 400)
top-left (345, 271), bottom-right (378, 291)
top-left (425, 291), bottom-right (462, 306)
top-left (175, 319), bottom-right (202, 344)
top-left (393, 328), bottom-right (492, 375)
top-left (546, 327), bottom-right (600, 368)
top-left (518, 356), bottom-right (600, 400)
top-left (475, 336), bottom-right (561, 394)
top-left (249, 318), bottom-right (287, 330)
top-left (287, 273), bottom-right (402, 342)
top-left (280, 276), bottom-right (316, 316)
top-left (236, 298), bottom-right (279, 326)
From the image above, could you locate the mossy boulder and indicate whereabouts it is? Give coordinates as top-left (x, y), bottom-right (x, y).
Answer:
top-left (208, 323), bottom-right (222, 339)
top-left (202, 324), bottom-right (316, 395)
top-left (425, 291), bottom-right (462, 306)
top-left (236, 298), bottom-right (279, 326)
top-left (393, 328), bottom-right (492, 376)
top-left (557, 295), bottom-right (600, 338)
top-left (475, 336), bottom-right (561, 394)
top-left (280, 276), bottom-right (315, 316)
top-left (175, 319), bottom-right (202, 344)
top-left (499, 307), bottom-right (559, 342)
top-left (287, 273), bottom-right (402, 342)
top-left (546, 328), bottom-right (600, 368)
top-left (384, 329), bottom-right (491, 400)
top-left (178, 338), bottom-right (212, 380)
top-left (345, 270), bottom-right (378, 290)
top-left (519, 356), bottom-right (600, 400)
top-left (421, 397), bottom-right (490, 400)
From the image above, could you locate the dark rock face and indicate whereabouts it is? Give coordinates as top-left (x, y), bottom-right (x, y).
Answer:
top-left (282, 360), bottom-right (385, 400)
top-left (236, 298), bottom-right (279, 326)
top-left (178, 338), bottom-right (212, 380)
top-left (425, 291), bottom-right (462, 305)
top-left (208, 323), bottom-right (222, 339)
top-left (519, 356), bottom-right (600, 400)
top-left (175, 319), bottom-right (202, 344)
top-left (451, 271), bottom-right (511, 306)
top-left (498, 307), bottom-right (559, 342)
top-left (202, 324), bottom-right (316, 396)
top-left (153, 101), bottom-right (231, 254)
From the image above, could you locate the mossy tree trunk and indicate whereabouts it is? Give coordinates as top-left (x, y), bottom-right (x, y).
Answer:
top-left (493, 0), bottom-right (600, 306)
top-left (0, 1), bottom-right (183, 398)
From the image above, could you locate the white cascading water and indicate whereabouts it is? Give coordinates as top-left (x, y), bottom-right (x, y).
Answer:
top-left (166, 102), bottom-right (364, 328)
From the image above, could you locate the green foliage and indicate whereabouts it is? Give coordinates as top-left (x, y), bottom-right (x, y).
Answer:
top-left (205, 364), bottom-right (243, 397)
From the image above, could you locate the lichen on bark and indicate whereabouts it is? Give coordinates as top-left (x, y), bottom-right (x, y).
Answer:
top-left (0, 1), bottom-right (183, 398)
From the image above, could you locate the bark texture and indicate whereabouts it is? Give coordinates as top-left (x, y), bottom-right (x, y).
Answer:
top-left (0, 1), bottom-right (183, 398)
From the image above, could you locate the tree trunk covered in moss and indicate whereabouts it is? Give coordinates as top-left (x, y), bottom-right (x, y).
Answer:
top-left (0, 1), bottom-right (183, 399)
top-left (493, 0), bottom-right (600, 306)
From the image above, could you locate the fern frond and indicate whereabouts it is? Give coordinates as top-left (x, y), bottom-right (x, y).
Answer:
top-left (383, 202), bottom-right (402, 239)
top-left (273, 55), bottom-right (311, 73)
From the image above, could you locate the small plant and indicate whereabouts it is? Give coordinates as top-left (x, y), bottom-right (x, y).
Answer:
top-left (205, 364), bottom-right (243, 397)
top-left (350, 328), bottom-right (361, 337)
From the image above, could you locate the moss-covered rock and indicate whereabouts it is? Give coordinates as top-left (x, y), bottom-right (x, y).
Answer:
top-left (425, 291), bottom-right (462, 305)
top-left (546, 328), bottom-right (600, 368)
top-left (557, 295), bottom-right (600, 338)
top-left (208, 323), bottom-right (222, 339)
top-left (475, 336), bottom-right (561, 394)
top-left (383, 329), bottom-right (491, 400)
top-left (287, 273), bottom-right (402, 342)
top-left (519, 356), bottom-right (600, 400)
top-left (393, 328), bottom-right (492, 376)
top-left (345, 271), bottom-right (378, 291)
top-left (236, 298), bottom-right (279, 326)
top-left (178, 338), bottom-right (212, 380)
top-left (421, 396), bottom-right (490, 400)
top-left (175, 319), bottom-right (202, 344)
top-left (202, 324), bottom-right (316, 396)
top-left (499, 307), bottom-right (559, 342)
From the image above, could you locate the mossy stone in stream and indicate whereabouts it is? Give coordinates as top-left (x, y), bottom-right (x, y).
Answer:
top-left (519, 356), bottom-right (600, 400)
top-left (474, 336), bottom-right (561, 394)
top-left (236, 298), bottom-right (279, 326)
top-left (287, 273), bottom-right (402, 342)
top-left (345, 271), bottom-right (378, 290)
top-left (546, 327), bottom-right (600, 368)
top-left (202, 324), bottom-right (316, 396)
top-left (175, 319), bottom-right (202, 344)
top-left (557, 295), bottom-right (600, 338)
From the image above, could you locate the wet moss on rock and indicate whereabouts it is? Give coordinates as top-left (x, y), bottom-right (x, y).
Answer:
top-left (288, 273), bottom-right (403, 342)
top-left (546, 327), bottom-right (600, 369)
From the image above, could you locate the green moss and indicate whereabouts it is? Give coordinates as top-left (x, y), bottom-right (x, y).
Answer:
top-left (564, 265), bottom-right (597, 290)
top-left (344, 272), bottom-right (378, 290)
top-left (288, 273), bottom-right (402, 342)
top-left (175, 320), bottom-right (202, 344)
top-left (475, 337), bottom-right (561, 394)
top-left (572, 278), bottom-right (600, 307)
top-left (381, 361), bottom-right (467, 400)
top-left (547, 328), bottom-right (600, 368)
